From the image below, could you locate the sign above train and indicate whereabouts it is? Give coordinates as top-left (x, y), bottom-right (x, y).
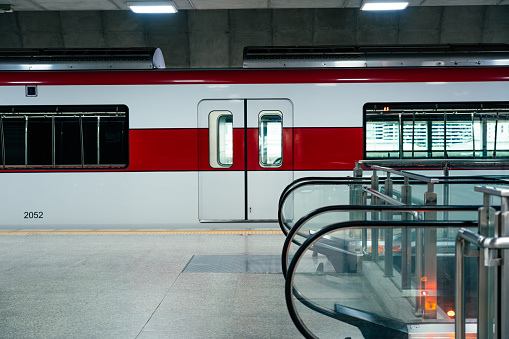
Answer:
top-left (0, 47), bottom-right (165, 70)
top-left (243, 44), bottom-right (509, 68)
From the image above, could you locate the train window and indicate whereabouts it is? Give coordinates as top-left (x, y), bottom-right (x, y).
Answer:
top-left (0, 105), bottom-right (128, 170)
top-left (55, 118), bottom-right (81, 166)
top-left (27, 118), bottom-right (52, 166)
top-left (82, 117), bottom-right (99, 165)
top-left (0, 117), bottom-right (3, 167)
top-left (208, 111), bottom-right (233, 168)
top-left (365, 103), bottom-right (509, 159)
top-left (259, 111), bottom-right (282, 168)
top-left (3, 118), bottom-right (25, 167)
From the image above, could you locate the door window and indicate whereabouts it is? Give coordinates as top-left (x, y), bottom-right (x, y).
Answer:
top-left (209, 110), bottom-right (233, 168)
top-left (259, 111), bottom-right (282, 168)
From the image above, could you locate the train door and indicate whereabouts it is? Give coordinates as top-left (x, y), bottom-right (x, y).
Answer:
top-left (198, 99), bottom-right (293, 221)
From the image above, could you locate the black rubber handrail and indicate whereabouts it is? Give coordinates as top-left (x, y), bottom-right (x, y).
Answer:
top-left (278, 177), bottom-right (372, 235)
top-left (285, 220), bottom-right (478, 339)
top-left (281, 204), bottom-right (481, 278)
top-left (277, 176), bottom-right (509, 235)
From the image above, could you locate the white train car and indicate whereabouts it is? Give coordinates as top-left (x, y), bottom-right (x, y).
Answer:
top-left (0, 46), bottom-right (508, 229)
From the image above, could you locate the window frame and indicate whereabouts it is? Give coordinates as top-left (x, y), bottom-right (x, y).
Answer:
top-left (0, 105), bottom-right (128, 170)
top-left (364, 102), bottom-right (509, 160)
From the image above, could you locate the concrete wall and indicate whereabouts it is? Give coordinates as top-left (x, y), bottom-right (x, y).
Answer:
top-left (1, 6), bottom-right (509, 68)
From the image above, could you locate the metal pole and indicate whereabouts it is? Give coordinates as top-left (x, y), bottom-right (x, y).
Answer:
top-left (384, 173), bottom-right (393, 277)
top-left (370, 169), bottom-right (379, 261)
top-left (455, 236), bottom-right (466, 339)
top-left (443, 161), bottom-right (450, 221)
top-left (498, 196), bottom-right (509, 339)
top-left (423, 182), bottom-right (437, 319)
top-left (478, 193), bottom-right (495, 339)
top-left (401, 177), bottom-right (412, 289)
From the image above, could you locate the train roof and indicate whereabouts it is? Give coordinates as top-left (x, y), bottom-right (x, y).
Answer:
top-left (0, 47), bottom-right (165, 70)
top-left (243, 44), bottom-right (509, 68)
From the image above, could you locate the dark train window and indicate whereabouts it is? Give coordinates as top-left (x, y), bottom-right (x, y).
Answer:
top-left (0, 118), bottom-right (2, 166)
top-left (82, 118), bottom-right (99, 166)
top-left (0, 105), bottom-right (128, 169)
top-left (55, 118), bottom-right (81, 166)
top-left (28, 118), bottom-right (52, 166)
top-left (99, 118), bottom-right (127, 165)
top-left (3, 118), bottom-right (25, 166)
top-left (364, 102), bottom-right (509, 160)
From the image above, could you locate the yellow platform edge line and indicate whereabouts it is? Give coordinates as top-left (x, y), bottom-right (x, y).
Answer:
top-left (0, 229), bottom-right (283, 235)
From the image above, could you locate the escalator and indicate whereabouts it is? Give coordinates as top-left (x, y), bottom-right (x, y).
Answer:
top-left (278, 166), bottom-right (509, 338)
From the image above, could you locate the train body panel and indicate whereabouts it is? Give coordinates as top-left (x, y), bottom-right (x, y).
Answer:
top-left (0, 172), bottom-right (198, 228)
top-left (0, 68), bottom-right (508, 228)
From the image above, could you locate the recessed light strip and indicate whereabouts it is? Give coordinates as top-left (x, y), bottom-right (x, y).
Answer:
top-left (127, 1), bottom-right (178, 14)
top-left (361, 2), bottom-right (409, 11)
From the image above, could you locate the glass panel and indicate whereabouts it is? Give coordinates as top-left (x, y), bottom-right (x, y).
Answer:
top-left (208, 110), bottom-right (233, 169)
top-left (402, 121), bottom-right (427, 154)
top-left (366, 121), bottom-right (400, 158)
top-left (99, 118), bottom-right (127, 166)
top-left (217, 114), bottom-right (233, 166)
top-left (0, 118), bottom-right (3, 167)
top-left (487, 117), bottom-right (509, 154)
top-left (259, 111), bottom-right (282, 167)
top-left (290, 225), bottom-right (478, 338)
top-left (27, 118), bottom-right (52, 166)
top-left (82, 117), bottom-right (98, 166)
top-left (365, 103), bottom-right (509, 159)
top-left (3, 118), bottom-right (25, 167)
top-left (55, 118), bottom-right (81, 166)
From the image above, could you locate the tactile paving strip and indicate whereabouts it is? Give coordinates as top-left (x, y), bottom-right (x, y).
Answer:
top-left (183, 255), bottom-right (283, 273)
top-left (0, 230), bottom-right (283, 235)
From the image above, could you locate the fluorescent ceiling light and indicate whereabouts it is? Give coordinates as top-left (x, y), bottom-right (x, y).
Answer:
top-left (127, 1), bottom-right (177, 13)
top-left (361, 2), bottom-right (409, 11)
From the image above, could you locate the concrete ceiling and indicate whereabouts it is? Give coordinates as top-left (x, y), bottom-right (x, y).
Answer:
top-left (5, 0), bottom-right (509, 11)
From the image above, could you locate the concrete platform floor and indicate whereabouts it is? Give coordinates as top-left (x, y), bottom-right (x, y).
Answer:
top-left (0, 229), bottom-right (308, 339)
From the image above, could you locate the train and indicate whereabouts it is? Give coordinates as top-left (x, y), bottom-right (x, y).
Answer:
top-left (0, 46), bottom-right (508, 229)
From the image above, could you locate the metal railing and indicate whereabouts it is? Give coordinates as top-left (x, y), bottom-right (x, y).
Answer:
top-left (455, 186), bottom-right (509, 339)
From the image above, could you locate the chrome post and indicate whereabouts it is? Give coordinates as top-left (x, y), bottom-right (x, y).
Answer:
top-left (401, 177), bottom-right (412, 289)
top-left (478, 192), bottom-right (495, 339)
top-left (455, 235), bottom-right (466, 339)
top-left (350, 162), bottom-right (363, 222)
top-left (384, 173), bottom-right (394, 277)
top-left (370, 169), bottom-right (379, 261)
top-left (498, 195), bottom-right (509, 339)
top-left (415, 227), bottom-right (423, 317)
top-left (443, 161), bottom-right (450, 220)
top-left (423, 182), bottom-right (437, 319)
top-left (353, 161), bottom-right (363, 178)
top-left (371, 169), bottom-right (379, 215)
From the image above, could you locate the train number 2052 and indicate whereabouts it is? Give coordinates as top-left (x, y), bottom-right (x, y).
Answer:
top-left (24, 211), bottom-right (44, 219)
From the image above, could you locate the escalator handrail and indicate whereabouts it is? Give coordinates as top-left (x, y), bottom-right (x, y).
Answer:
top-left (285, 219), bottom-right (478, 339)
top-left (281, 204), bottom-right (481, 278)
top-left (278, 176), bottom-right (509, 235)
top-left (278, 177), bottom-right (373, 234)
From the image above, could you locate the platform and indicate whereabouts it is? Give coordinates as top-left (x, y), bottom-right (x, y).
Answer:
top-left (0, 229), bottom-right (307, 339)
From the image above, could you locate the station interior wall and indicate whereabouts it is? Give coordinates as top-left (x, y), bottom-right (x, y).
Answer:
top-left (0, 6), bottom-right (509, 68)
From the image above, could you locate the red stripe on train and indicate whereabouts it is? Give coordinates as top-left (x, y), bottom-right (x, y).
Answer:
top-left (0, 127), bottom-right (362, 172)
top-left (1, 68), bottom-right (509, 86)
top-left (294, 128), bottom-right (363, 170)
top-left (131, 127), bottom-right (361, 171)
